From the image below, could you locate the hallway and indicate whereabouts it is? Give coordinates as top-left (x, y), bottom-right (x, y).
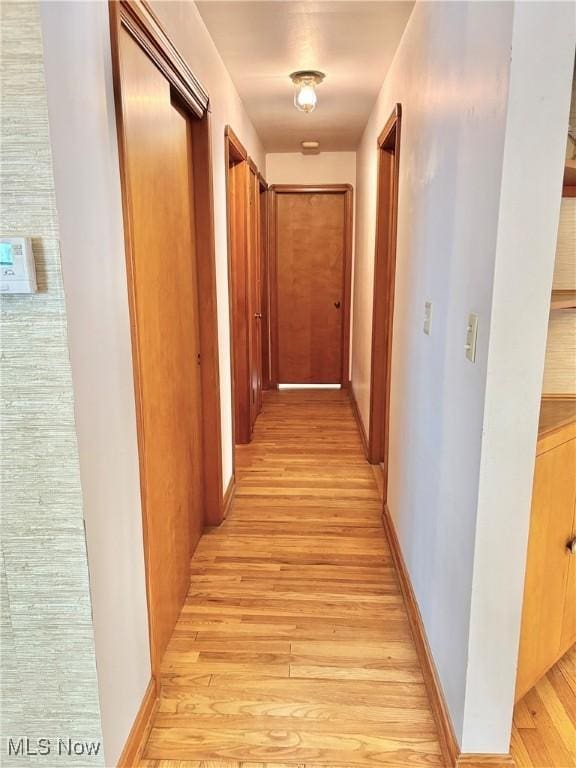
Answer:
top-left (140, 389), bottom-right (443, 767)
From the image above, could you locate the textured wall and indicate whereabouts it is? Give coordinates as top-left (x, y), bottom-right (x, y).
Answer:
top-left (0, 2), bottom-right (104, 764)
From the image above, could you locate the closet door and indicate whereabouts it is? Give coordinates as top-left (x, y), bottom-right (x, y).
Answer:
top-left (116, 25), bottom-right (205, 672)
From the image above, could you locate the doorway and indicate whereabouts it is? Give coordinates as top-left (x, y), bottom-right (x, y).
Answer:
top-left (110, 1), bottom-right (223, 679)
top-left (248, 159), bottom-right (263, 423)
top-left (225, 127), bottom-right (267, 445)
top-left (259, 174), bottom-right (272, 390)
top-left (269, 184), bottom-right (353, 386)
top-left (367, 105), bottom-right (402, 499)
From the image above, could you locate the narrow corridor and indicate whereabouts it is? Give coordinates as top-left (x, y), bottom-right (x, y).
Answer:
top-left (140, 389), bottom-right (444, 767)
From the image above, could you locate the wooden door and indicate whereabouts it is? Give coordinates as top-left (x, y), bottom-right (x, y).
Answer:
top-left (272, 187), bottom-right (352, 384)
top-left (260, 183), bottom-right (271, 390)
top-left (225, 127), bottom-right (265, 444)
top-left (248, 165), bottom-right (263, 419)
top-left (228, 157), bottom-right (251, 444)
top-left (117, 26), bottom-right (204, 672)
top-left (516, 436), bottom-right (576, 700)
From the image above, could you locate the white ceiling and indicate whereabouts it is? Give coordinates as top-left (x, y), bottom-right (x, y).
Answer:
top-left (196, 1), bottom-right (414, 152)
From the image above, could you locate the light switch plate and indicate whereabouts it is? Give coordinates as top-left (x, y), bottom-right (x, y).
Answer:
top-left (423, 301), bottom-right (433, 335)
top-left (465, 313), bottom-right (478, 362)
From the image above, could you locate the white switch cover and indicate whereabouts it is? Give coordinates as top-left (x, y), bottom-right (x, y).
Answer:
top-left (423, 301), bottom-right (433, 335)
top-left (465, 313), bottom-right (478, 362)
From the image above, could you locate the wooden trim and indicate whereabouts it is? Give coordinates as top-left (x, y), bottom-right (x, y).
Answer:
top-left (260, 187), bottom-right (272, 390)
top-left (112, 0), bottom-right (208, 117)
top-left (382, 502), bottom-right (517, 767)
top-left (382, 502), bottom-right (458, 768)
top-left (269, 183), bottom-right (353, 195)
top-left (224, 128), bottom-right (238, 464)
top-left (268, 184), bottom-right (354, 387)
top-left (536, 419), bottom-right (576, 455)
top-left (456, 756), bottom-right (515, 767)
top-left (192, 110), bottom-right (224, 525)
top-left (562, 185), bottom-right (576, 198)
top-left (224, 127), bottom-right (269, 442)
top-left (350, 386), bottom-right (369, 457)
top-left (368, 104), bottom-right (401, 473)
top-left (377, 105), bottom-right (401, 148)
top-left (225, 124), bottom-right (247, 163)
top-left (109, 0), bottom-right (224, 677)
top-left (268, 188), bottom-right (279, 386)
top-left (117, 678), bottom-right (158, 768)
top-left (341, 186), bottom-right (354, 387)
top-left (221, 474), bottom-right (235, 520)
top-left (248, 156), bottom-right (258, 175)
top-left (541, 393), bottom-right (576, 400)
top-left (225, 130), bottom-right (251, 445)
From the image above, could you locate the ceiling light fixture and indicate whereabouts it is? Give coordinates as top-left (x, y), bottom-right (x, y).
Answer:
top-left (290, 70), bottom-right (325, 114)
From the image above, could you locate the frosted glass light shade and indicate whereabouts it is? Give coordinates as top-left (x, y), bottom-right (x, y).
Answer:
top-left (290, 71), bottom-right (325, 114)
top-left (294, 83), bottom-right (317, 113)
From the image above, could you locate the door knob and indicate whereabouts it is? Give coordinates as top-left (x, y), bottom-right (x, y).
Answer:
top-left (334, 301), bottom-right (341, 309)
top-left (254, 312), bottom-right (262, 319)
top-left (567, 538), bottom-right (576, 555)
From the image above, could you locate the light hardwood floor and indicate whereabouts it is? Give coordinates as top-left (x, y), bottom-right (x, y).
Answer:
top-left (140, 389), bottom-right (444, 767)
top-left (511, 645), bottom-right (576, 768)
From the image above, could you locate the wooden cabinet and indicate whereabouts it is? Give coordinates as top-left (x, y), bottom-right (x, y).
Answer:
top-left (516, 407), bottom-right (576, 701)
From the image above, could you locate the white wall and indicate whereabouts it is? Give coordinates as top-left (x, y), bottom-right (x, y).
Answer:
top-left (462, 3), bottom-right (574, 751)
top-left (40, 1), bottom-right (265, 763)
top-left (40, 3), bottom-right (150, 765)
top-left (150, 0), bottom-right (265, 494)
top-left (266, 151), bottom-right (356, 187)
top-left (351, 0), bottom-right (574, 752)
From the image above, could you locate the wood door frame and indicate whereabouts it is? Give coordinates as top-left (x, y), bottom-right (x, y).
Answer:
top-left (268, 184), bottom-right (354, 388)
top-left (367, 104), bottom-right (402, 494)
top-left (225, 125), bottom-right (268, 444)
top-left (225, 126), bottom-right (251, 445)
top-left (109, 0), bottom-right (223, 681)
top-left (247, 159), bottom-right (261, 425)
top-left (258, 174), bottom-right (272, 390)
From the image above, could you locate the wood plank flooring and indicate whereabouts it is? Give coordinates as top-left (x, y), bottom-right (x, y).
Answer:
top-left (141, 389), bottom-right (443, 767)
top-left (511, 645), bottom-right (576, 767)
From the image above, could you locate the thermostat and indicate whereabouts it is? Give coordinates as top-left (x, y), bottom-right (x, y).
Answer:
top-left (0, 237), bottom-right (37, 294)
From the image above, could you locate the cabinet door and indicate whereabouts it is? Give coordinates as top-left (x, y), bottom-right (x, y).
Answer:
top-left (560, 499), bottom-right (576, 651)
top-left (516, 437), bottom-right (576, 700)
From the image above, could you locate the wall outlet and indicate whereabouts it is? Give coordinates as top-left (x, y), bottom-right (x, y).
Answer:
top-left (423, 301), bottom-right (433, 335)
